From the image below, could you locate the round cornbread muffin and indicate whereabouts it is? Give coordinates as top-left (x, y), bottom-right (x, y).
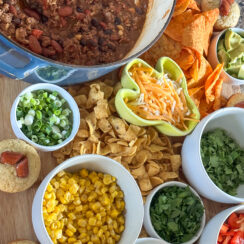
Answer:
top-left (0, 139), bottom-right (41, 193)
top-left (201, 0), bottom-right (240, 30)
top-left (8, 240), bottom-right (37, 244)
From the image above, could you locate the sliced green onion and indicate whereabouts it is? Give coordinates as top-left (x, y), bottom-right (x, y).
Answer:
top-left (17, 89), bottom-right (72, 146)
top-left (31, 135), bottom-right (38, 143)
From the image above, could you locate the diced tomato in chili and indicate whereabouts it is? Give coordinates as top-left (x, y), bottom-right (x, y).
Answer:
top-left (31, 29), bottom-right (43, 39)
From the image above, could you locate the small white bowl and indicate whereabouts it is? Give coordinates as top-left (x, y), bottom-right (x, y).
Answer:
top-left (10, 83), bottom-right (80, 152)
top-left (199, 204), bottom-right (244, 244)
top-left (182, 107), bottom-right (244, 203)
top-left (135, 238), bottom-right (166, 244)
top-left (32, 154), bottom-right (144, 244)
top-left (143, 181), bottom-right (206, 244)
top-left (208, 27), bottom-right (244, 85)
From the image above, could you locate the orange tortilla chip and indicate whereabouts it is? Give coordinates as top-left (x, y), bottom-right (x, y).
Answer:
top-left (187, 0), bottom-right (200, 11)
top-left (213, 78), bottom-right (224, 110)
top-left (188, 86), bottom-right (204, 97)
top-left (173, 0), bottom-right (191, 16)
top-left (205, 63), bottom-right (224, 103)
top-left (201, 9), bottom-right (219, 55)
top-left (181, 14), bottom-right (205, 54)
top-left (165, 9), bottom-right (198, 42)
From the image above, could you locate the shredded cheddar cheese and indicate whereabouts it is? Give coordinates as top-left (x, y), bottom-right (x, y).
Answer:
top-left (126, 64), bottom-right (195, 130)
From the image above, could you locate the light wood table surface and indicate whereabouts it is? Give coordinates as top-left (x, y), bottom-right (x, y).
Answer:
top-left (0, 76), bottom-right (243, 243)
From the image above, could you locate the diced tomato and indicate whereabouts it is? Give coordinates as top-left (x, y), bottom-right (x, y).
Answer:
top-left (218, 234), bottom-right (224, 242)
top-left (221, 224), bottom-right (230, 234)
top-left (42, 0), bottom-right (47, 9)
top-left (229, 213), bottom-right (241, 229)
top-left (230, 231), bottom-right (244, 244)
top-left (31, 29), bottom-right (43, 39)
top-left (223, 236), bottom-right (232, 244)
top-left (224, 231), bottom-right (236, 236)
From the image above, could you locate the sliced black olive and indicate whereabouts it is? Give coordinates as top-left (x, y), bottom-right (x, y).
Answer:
top-left (91, 18), bottom-right (99, 27)
top-left (114, 16), bottom-right (121, 25)
top-left (76, 7), bottom-right (83, 13)
top-left (41, 14), bottom-right (48, 23)
top-left (104, 29), bottom-right (112, 35)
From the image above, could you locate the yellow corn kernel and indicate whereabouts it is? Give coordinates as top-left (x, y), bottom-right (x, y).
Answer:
top-left (57, 170), bottom-right (66, 177)
top-left (108, 237), bottom-right (115, 244)
top-left (111, 191), bottom-right (118, 199)
top-left (103, 174), bottom-right (113, 185)
top-left (75, 205), bottom-right (83, 212)
top-left (74, 241), bottom-right (82, 244)
top-left (80, 168), bottom-right (88, 177)
top-left (97, 229), bottom-right (103, 237)
top-left (69, 183), bottom-right (79, 194)
top-left (78, 219), bottom-right (87, 227)
top-left (66, 229), bottom-right (74, 237)
top-left (101, 195), bottom-right (110, 206)
top-left (58, 236), bottom-right (67, 243)
top-left (101, 187), bottom-right (108, 194)
top-left (67, 223), bottom-right (77, 232)
top-left (86, 210), bottom-right (94, 218)
top-left (97, 220), bottom-right (102, 226)
top-left (88, 217), bottom-right (97, 226)
top-left (119, 225), bottom-right (125, 233)
top-left (54, 229), bottom-right (62, 239)
top-left (88, 192), bottom-right (97, 202)
top-left (68, 237), bottom-right (77, 243)
top-left (80, 194), bottom-right (88, 202)
top-left (68, 212), bottom-right (76, 220)
top-left (110, 209), bottom-right (119, 219)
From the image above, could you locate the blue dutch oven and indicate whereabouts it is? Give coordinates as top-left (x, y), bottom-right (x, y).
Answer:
top-left (0, 0), bottom-right (175, 85)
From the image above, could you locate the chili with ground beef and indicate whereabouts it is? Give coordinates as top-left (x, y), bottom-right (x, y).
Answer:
top-left (0, 0), bottom-right (148, 65)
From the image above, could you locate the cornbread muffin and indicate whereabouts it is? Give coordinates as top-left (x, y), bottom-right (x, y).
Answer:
top-left (8, 240), bottom-right (37, 244)
top-left (0, 139), bottom-right (41, 193)
top-left (201, 0), bottom-right (240, 30)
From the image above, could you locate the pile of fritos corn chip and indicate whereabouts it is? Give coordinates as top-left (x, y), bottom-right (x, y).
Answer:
top-left (53, 79), bottom-right (182, 196)
top-left (141, 0), bottom-right (225, 118)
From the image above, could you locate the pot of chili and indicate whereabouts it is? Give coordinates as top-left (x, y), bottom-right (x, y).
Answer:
top-left (0, 0), bottom-right (175, 85)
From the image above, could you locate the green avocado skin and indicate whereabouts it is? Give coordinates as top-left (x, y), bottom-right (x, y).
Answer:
top-left (114, 57), bottom-right (200, 137)
top-left (218, 29), bottom-right (244, 79)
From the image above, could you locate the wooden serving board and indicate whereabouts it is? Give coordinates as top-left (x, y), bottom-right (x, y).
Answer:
top-left (0, 76), bottom-right (243, 243)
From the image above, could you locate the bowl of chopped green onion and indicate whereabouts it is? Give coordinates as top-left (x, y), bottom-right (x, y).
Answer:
top-left (144, 181), bottom-right (205, 244)
top-left (10, 83), bottom-right (80, 152)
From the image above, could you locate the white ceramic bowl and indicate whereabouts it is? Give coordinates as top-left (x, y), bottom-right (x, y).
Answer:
top-left (143, 181), bottom-right (206, 244)
top-left (182, 107), bottom-right (244, 203)
top-left (32, 154), bottom-right (144, 244)
top-left (199, 204), bottom-right (244, 244)
top-left (208, 27), bottom-right (244, 85)
top-left (135, 238), bottom-right (166, 244)
top-left (10, 83), bottom-right (80, 151)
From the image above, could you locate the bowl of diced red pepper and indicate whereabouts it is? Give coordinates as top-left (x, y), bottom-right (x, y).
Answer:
top-left (199, 205), bottom-right (244, 244)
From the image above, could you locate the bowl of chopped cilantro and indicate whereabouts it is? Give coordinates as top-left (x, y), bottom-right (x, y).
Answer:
top-left (144, 181), bottom-right (205, 244)
top-left (182, 107), bottom-right (244, 203)
top-left (10, 83), bottom-right (80, 152)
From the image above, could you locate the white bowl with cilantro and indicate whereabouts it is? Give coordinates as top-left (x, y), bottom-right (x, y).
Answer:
top-left (182, 107), bottom-right (244, 203)
top-left (10, 83), bottom-right (80, 152)
top-left (143, 181), bottom-right (206, 244)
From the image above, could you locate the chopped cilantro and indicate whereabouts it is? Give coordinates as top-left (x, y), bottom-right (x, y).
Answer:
top-left (201, 129), bottom-right (244, 195)
top-left (150, 186), bottom-right (204, 244)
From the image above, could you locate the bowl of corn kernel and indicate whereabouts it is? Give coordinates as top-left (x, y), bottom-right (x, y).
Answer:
top-left (32, 154), bottom-right (144, 244)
